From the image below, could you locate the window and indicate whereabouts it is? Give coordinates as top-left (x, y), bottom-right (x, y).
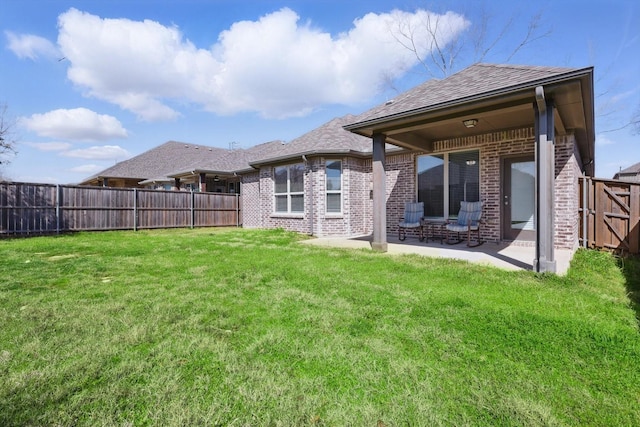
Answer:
top-left (228, 181), bottom-right (240, 194)
top-left (325, 160), bottom-right (342, 214)
top-left (274, 164), bottom-right (305, 213)
top-left (417, 150), bottom-right (479, 218)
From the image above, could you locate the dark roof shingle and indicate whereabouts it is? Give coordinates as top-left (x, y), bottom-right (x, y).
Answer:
top-left (348, 63), bottom-right (577, 125)
top-left (80, 141), bottom-right (229, 183)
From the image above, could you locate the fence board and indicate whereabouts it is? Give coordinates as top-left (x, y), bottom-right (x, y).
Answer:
top-left (0, 182), bottom-right (241, 235)
top-left (580, 177), bottom-right (640, 254)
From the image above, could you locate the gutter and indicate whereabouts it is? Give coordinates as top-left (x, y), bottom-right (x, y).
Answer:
top-left (248, 146), bottom-right (406, 169)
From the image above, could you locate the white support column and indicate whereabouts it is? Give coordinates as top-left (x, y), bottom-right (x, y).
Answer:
top-left (534, 86), bottom-right (556, 273)
top-left (372, 133), bottom-right (387, 252)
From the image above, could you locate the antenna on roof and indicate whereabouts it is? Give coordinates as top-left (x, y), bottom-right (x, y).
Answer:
top-left (229, 141), bottom-right (239, 150)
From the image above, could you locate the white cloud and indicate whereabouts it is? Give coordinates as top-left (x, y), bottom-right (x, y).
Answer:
top-left (62, 145), bottom-right (130, 160)
top-left (22, 108), bottom-right (128, 141)
top-left (69, 164), bottom-right (103, 173)
top-left (26, 141), bottom-right (73, 151)
top-left (596, 134), bottom-right (616, 146)
top-left (5, 30), bottom-right (60, 60)
top-left (56, 7), bottom-right (469, 120)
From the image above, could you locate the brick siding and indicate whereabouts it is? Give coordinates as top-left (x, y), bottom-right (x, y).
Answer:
top-left (241, 128), bottom-right (583, 248)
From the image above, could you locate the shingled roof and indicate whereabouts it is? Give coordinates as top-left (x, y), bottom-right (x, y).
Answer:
top-left (172, 140), bottom-right (286, 176)
top-left (80, 141), bottom-right (229, 185)
top-left (346, 63), bottom-right (578, 126)
top-left (249, 114), bottom-right (400, 167)
top-left (344, 62), bottom-right (595, 175)
top-left (613, 161), bottom-right (640, 182)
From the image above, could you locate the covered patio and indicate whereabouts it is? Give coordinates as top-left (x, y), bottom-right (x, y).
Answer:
top-left (300, 234), bottom-right (575, 274)
top-left (344, 64), bottom-right (594, 274)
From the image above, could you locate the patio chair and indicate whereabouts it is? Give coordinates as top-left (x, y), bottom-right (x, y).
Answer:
top-left (445, 201), bottom-right (484, 247)
top-left (398, 202), bottom-right (424, 241)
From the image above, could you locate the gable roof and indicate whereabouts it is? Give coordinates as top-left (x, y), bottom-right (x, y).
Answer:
top-left (345, 62), bottom-right (595, 175)
top-left (347, 63), bottom-right (583, 127)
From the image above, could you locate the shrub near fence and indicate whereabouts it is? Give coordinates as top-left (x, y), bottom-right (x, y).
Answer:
top-left (0, 182), bottom-right (242, 235)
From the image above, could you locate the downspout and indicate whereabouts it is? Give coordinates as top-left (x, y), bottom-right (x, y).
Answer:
top-left (303, 155), bottom-right (313, 236)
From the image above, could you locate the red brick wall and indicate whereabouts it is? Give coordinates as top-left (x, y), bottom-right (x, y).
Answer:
top-left (242, 156), bottom-right (375, 237)
top-left (385, 152), bottom-right (418, 238)
top-left (241, 128), bottom-right (583, 248)
top-left (241, 172), bottom-right (261, 228)
top-left (554, 134), bottom-right (581, 249)
top-left (384, 128), bottom-right (582, 247)
top-left (479, 129), bottom-right (536, 243)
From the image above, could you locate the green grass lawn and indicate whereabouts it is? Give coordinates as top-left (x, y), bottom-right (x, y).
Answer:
top-left (1, 228), bottom-right (639, 426)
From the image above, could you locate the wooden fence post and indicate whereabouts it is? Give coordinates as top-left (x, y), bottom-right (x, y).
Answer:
top-left (56, 184), bottom-right (61, 234)
top-left (630, 184), bottom-right (640, 253)
top-left (594, 181), bottom-right (605, 249)
top-left (133, 188), bottom-right (138, 232)
top-left (190, 190), bottom-right (195, 229)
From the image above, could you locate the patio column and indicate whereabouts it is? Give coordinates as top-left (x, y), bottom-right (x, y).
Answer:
top-left (533, 86), bottom-right (556, 273)
top-left (173, 178), bottom-right (181, 191)
top-left (372, 133), bottom-right (387, 252)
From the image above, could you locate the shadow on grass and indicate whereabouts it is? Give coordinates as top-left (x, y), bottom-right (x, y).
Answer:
top-left (619, 254), bottom-right (640, 328)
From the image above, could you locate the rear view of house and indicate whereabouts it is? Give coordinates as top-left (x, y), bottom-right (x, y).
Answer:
top-left (81, 63), bottom-right (595, 273)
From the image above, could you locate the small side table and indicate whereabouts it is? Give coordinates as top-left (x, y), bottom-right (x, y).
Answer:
top-left (421, 219), bottom-right (447, 244)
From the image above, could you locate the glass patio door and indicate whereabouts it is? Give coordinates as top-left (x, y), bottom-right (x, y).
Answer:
top-left (503, 156), bottom-right (535, 240)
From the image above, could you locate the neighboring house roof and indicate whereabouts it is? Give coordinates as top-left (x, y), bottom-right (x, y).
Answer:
top-left (169, 140), bottom-right (286, 177)
top-left (613, 162), bottom-right (640, 182)
top-left (81, 140), bottom-right (287, 185)
top-left (80, 141), bottom-right (230, 185)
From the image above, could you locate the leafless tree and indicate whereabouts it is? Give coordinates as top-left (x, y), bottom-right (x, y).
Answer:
top-left (0, 103), bottom-right (19, 168)
top-left (634, 104), bottom-right (640, 135)
top-left (388, 3), bottom-right (552, 79)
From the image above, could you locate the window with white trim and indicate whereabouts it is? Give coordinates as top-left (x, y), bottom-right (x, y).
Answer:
top-left (325, 160), bottom-right (342, 214)
top-left (274, 164), bottom-right (305, 213)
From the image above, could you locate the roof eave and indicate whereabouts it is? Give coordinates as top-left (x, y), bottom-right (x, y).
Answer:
top-left (248, 146), bottom-right (406, 168)
top-left (167, 169), bottom-right (235, 179)
top-left (344, 66), bottom-right (595, 133)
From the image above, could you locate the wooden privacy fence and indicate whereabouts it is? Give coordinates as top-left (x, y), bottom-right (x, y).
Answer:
top-left (579, 177), bottom-right (640, 254)
top-left (0, 182), bottom-right (242, 235)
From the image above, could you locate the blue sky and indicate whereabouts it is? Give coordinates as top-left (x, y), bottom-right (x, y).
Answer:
top-left (1, 0), bottom-right (638, 183)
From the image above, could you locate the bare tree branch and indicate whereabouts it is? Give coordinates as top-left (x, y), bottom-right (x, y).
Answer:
top-left (505, 12), bottom-right (552, 62)
top-left (0, 103), bottom-right (19, 167)
top-left (388, 4), bottom-right (552, 80)
top-left (601, 103), bottom-right (640, 134)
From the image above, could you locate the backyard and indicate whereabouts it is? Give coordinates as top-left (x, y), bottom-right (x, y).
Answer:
top-left (0, 228), bottom-right (639, 426)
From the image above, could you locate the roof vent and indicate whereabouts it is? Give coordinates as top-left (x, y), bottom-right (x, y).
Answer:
top-left (195, 146), bottom-right (199, 149)
top-left (385, 99), bottom-right (394, 105)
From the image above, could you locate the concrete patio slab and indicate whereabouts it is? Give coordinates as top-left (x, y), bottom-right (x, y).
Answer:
top-left (299, 234), bottom-right (574, 275)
